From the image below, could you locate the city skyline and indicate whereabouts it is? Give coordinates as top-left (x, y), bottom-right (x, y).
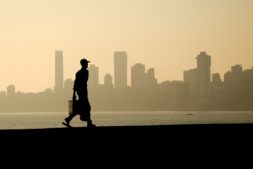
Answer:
top-left (1, 50), bottom-right (252, 112)
top-left (0, 50), bottom-right (253, 112)
top-left (0, 0), bottom-right (253, 92)
top-left (1, 50), bottom-right (252, 95)
top-left (0, 50), bottom-right (203, 93)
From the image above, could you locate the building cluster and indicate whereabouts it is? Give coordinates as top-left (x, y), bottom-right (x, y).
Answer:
top-left (0, 50), bottom-right (253, 111)
top-left (54, 50), bottom-right (158, 92)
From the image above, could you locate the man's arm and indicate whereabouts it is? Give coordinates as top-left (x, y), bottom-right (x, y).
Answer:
top-left (73, 73), bottom-right (78, 100)
top-left (72, 89), bottom-right (76, 100)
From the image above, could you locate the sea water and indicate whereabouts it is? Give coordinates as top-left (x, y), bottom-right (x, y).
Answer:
top-left (0, 111), bottom-right (253, 129)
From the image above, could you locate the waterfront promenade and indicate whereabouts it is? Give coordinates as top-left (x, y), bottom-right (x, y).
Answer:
top-left (1, 124), bottom-right (252, 146)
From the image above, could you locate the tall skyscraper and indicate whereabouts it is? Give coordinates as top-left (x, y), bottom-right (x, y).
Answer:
top-left (196, 52), bottom-right (211, 99)
top-left (55, 50), bottom-right (64, 92)
top-left (131, 63), bottom-right (146, 89)
top-left (88, 64), bottom-right (99, 88)
top-left (114, 51), bottom-right (127, 89)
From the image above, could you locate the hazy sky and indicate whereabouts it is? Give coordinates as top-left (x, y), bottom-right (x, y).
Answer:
top-left (0, 0), bottom-right (253, 92)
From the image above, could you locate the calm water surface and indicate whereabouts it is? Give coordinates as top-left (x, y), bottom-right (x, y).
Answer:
top-left (0, 111), bottom-right (253, 129)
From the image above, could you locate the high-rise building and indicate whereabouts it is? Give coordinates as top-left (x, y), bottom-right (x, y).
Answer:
top-left (211, 73), bottom-right (222, 97)
top-left (114, 51), bottom-right (127, 89)
top-left (224, 71), bottom-right (232, 83)
top-left (224, 65), bottom-right (253, 83)
top-left (184, 68), bottom-right (198, 96)
top-left (231, 65), bottom-right (242, 73)
top-left (146, 68), bottom-right (157, 89)
top-left (7, 85), bottom-right (15, 97)
top-left (131, 63), bottom-right (146, 89)
top-left (88, 64), bottom-right (99, 88)
top-left (212, 73), bottom-right (222, 83)
top-left (55, 50), bottom-right (64, 92)
top-left (104, 74), bottom-right (113, 88)
top-left (196, 52), bottom-right (211, 99)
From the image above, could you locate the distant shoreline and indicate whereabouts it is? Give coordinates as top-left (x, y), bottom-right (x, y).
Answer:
top-left (1, 108), bottom-right (253, 113)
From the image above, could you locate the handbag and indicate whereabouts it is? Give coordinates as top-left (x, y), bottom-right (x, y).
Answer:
top-left (68, 99), bottom-right (80, 115)
top-left (68, 90), bottom-right (79, 115)
top-left (68, 90), bottom-right (89, 121)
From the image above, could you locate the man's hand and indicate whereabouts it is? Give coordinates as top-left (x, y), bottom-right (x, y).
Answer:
top-left (73, 90), bottom-right (77, 100)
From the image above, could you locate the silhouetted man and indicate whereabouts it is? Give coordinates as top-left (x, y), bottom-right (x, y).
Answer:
top-left (63, 58), bottom-right (96, 128)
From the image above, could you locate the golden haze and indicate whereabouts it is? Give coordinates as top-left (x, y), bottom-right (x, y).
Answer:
top-left (0, 0), bottom-right (253, 92)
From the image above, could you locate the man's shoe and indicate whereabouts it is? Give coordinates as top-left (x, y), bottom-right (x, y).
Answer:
top-left (64, 118), bottom-right (70, 123)
top-left (62, 119), bottom-right (72, 128)
top-left (62, 122), bottom-right (72, 128)
top-left (87, 123), bottom-right (96, 128)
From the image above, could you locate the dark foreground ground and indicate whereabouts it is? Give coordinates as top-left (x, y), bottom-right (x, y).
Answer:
top-left (0, 124), bottom-right (252, 165)
top-left (1, 124), bottom-right (252, 145)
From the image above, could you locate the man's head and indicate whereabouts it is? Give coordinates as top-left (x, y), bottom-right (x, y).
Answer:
top-left (80, 58), bottom-right (90, 68)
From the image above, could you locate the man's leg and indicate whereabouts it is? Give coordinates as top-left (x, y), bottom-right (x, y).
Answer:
top-left (65, 112), bottom-right (78, 124)
top-left (85, 100), bottom-right (96, 127)
top-left (77, 91), bottom-right (96, 127)
top-left (63, 112), bottom-right (77, 127)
